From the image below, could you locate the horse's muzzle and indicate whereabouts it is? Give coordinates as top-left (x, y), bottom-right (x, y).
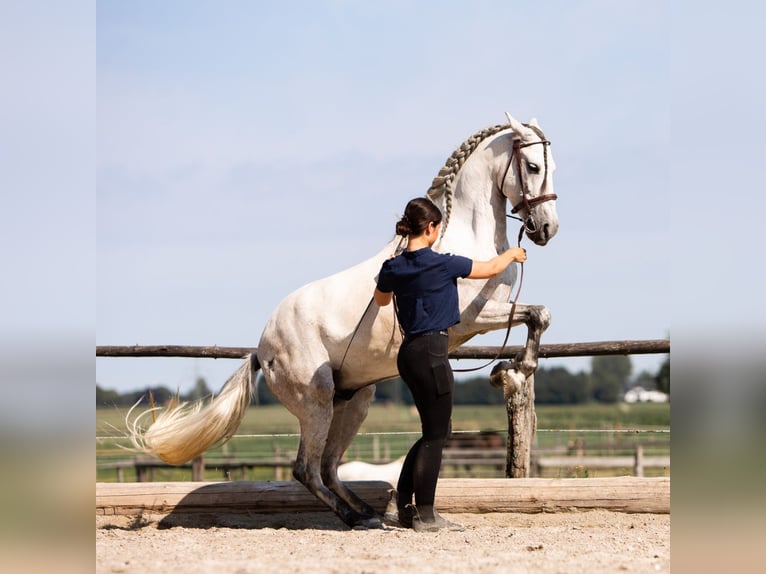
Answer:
top-left (527, 220), bottom-right (558, 246)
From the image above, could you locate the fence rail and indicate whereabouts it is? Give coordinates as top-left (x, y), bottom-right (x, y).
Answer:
top-left (99, 444), bottom-right (668, 483)
top-left (96, 339), bottom-right (669, 359)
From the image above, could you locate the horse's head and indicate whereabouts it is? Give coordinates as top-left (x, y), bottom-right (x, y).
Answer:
top-left (501, 113), bottom-right (559, 246)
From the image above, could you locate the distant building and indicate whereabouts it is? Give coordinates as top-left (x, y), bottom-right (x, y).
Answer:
top-left (623, 386), bottom-right (669, 403)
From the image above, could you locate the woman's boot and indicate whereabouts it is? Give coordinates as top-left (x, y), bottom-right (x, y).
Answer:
top-left (411, 505), bottom-right (465, 532)
top-left (382, 489), bottom-right (413, 528)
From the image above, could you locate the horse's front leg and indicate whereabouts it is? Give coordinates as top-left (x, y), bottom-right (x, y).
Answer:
top-left (485, 303), bottom-right (551, 398)
top-left (467, 297), bottom-right (551, 381)
top-left (471, 299), bottom-right (551, 478)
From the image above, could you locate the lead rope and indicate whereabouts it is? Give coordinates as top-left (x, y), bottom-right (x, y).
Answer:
top-left (452, 222), bottom-right (526, 373)
top-left (337, 236), bottom-right (406, 374)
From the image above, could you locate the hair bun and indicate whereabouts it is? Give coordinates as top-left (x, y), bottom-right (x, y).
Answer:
top-left (395, 215), bottom-right (412, 237)
top-left (395, 197), bottom-right (442, 237)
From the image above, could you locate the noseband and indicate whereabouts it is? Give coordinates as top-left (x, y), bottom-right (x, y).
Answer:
top-left (501, 137), bottom-right (558, 233)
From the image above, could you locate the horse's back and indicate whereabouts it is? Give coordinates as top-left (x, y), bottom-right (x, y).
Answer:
top-left (257, 239), bottom-right (400, 378)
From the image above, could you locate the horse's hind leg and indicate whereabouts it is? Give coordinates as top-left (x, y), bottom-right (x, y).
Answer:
top-left (283, 367), bottom-right (381, 529)
top-left (319, 385), bottom-right (380, 519)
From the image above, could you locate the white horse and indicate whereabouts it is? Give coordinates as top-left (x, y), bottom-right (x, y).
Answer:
top-left (128, 112), bottom-right (559, 529)
top-left (337, 456), bottom-right (406, 486)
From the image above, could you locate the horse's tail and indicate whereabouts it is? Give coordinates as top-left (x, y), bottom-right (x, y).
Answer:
top-left (127, 354), bottom-right (260, 465)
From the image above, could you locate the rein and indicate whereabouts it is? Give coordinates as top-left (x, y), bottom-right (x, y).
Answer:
top-left (337, 237), bottom-right (406, 375)
top-left (451, 222), bottom-right (526, 373)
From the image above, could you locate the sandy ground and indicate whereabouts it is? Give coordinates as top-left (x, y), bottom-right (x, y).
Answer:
top-left (96, 510), bottom-right (670, 574)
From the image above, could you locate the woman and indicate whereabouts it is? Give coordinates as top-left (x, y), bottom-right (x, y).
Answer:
top-left (374, 197), bottom-right (527, 532)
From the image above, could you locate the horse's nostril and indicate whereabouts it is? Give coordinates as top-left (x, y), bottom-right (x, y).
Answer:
top-left (543, 223), bottom-right (550, 240)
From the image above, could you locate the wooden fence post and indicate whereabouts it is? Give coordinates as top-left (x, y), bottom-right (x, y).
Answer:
top-left (505, 373), bottom-right (536, 478)
top-left (192, 455), bottom-right (205, 481)
top-left (634, 444), bottom-right (644, 477)
top-left (135, 463), bottom-right (148, 482)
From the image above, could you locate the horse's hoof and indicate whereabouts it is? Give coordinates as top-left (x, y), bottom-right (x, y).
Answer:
top-left (489, 361), bottom-right (514, 388)
top-left (351, 516), bottom-right (383, 530)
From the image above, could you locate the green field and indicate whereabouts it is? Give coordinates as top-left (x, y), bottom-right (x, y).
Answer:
top-left (96, 402), bottom-right (670, 482)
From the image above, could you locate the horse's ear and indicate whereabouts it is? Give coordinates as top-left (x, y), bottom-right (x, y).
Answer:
top-left (504, 112), bottom-right (528, 138)
top-left (529, 117), bottom-right (540, 128)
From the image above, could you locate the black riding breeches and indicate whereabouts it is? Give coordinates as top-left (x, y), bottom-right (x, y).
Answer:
top-left (395, 332), bottom-right (454, 508)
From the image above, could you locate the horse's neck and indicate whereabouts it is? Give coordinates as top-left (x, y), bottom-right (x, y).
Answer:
top-left (437, 146), bottom-right (509, 258)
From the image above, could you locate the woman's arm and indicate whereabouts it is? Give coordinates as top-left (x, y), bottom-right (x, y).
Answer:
top-left (468, 247), bottom-right (527, 279)
top-left (374, 288), bottom-right (393, 306)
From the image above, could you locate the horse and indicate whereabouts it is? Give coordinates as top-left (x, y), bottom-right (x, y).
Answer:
top-left (128, 112), bottom-right (559, 529)
top-left (337, 456), bottom-right (406, 486)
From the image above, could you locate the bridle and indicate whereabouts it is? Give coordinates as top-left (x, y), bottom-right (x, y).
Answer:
top-left (501, 136), bottom-right (557, 234)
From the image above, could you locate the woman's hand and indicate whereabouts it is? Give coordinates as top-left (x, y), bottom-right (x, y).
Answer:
top-left (509, 247), bottom-right (527, 263)
top-left (468, 247), bottom-right (527, 279)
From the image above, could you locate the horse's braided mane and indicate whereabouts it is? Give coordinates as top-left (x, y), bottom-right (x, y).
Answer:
top-left (426, 123), bottom-right (509, 235)
top-left (426, 122), bottom-right (547, 236)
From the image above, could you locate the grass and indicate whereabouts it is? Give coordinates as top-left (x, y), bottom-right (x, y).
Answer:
top-left (96, 402), bottom-right (670, 482)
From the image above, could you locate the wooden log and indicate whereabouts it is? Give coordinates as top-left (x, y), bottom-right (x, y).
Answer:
top-left (96, 480), bottom-right (391, 516)
top-left (96, 345), bottom-right (254, 359)
top-left (451, 339), bottom-right (670, 360)
top-left (435, 477), bottom-right (670, 514)
top-left (96, 477), bottom-right (669, 516)
top-left (441, 458), bottom-right (506, 467)
top-left (95, 339), bottom-right (670, 359)
top-left (535, 455), bottom-right (671, 472)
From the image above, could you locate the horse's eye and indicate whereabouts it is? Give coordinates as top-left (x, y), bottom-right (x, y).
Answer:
top-left (526, 162), bottom-right (540, 174)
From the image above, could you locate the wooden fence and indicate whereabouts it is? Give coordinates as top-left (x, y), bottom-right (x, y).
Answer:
top-left (97, 339), bottom-right (670, 482)
top-left (99, 441), bottom-right (669, 483)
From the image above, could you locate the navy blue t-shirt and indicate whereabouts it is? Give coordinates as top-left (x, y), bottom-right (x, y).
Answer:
top-left (376, 247), bottom-right (473, 335)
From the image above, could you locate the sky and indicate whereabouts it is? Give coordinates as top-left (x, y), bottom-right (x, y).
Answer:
top-left (2, 3), bottom-right (765, 564)
top-left (94, 0), bottom-right (676, 394)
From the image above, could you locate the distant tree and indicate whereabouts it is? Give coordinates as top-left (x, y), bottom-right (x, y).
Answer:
top-left (377, 374), bottom-right (511, 405)
top-left (126, 385), bottom-right (175, 407)
top-left (374, 377), bottom-right (412, 405)
top-left (590, 355), bottom-right (632, 403)
top-left (631, 370), bottom-right (658, 391)
top-left (97, 384), bottom-right (194, 408)
top-left (535, 367), bottom-right (589, 404)
top-left (252, 373), bottom-right (280, 405)
top-left (453, 376), bottom-right (505, 405)
top-left (96, 384), bottom-right (121, 407)
top-left (185, 377), bottom-right (212, 401)
top-left (655, 356), bottom-right (670, 395)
